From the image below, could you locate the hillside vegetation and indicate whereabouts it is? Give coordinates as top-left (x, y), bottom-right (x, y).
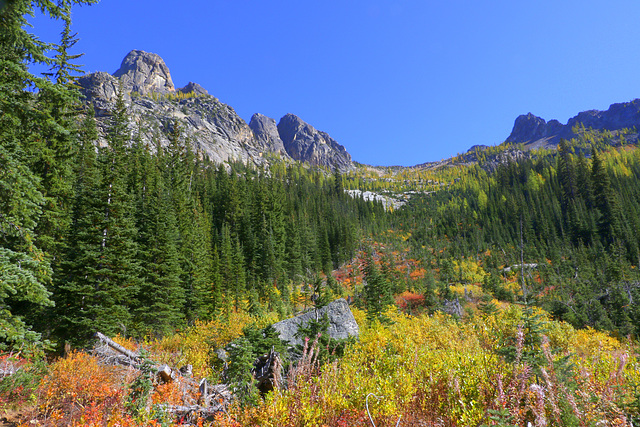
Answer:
top-left (3, 2), bottom-right (640, 426)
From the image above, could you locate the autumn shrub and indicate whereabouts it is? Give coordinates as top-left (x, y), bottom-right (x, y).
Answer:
top-left (148, 311), bottom-right (253, 378)
top-left (221, 308), bottom-right (638, 427)
top-left (0, 353), bottom-right (46, 411)
top-left (150, 380), bottom-right (186, 406)
top-left (34, 351), bottom-right (133, 426)
top-left (395, 290), bottom-right (425, 314)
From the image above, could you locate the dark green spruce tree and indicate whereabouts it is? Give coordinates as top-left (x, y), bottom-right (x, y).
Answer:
top-left (56, 88), bottom-right (140, 344)
top-left (591, 148), bottom-right (622, 246)
top-left (361, 249), bottom-right (393, 322)
top-left (132, 142), bottom-right (185, 336)
top-left (0, 0), bottom-right (95, 349)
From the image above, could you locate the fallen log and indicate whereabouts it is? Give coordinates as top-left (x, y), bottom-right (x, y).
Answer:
top-left (92, 332), bottom-right (233, 420)
top-left (157, 404), bottom-right (225, 423)
top-left (93, 332), bottom-right (141, 367)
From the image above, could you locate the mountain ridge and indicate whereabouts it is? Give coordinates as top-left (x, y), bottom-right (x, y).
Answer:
top-left (78, 51), bottom-right (640, 171)
top-left (506, 99), bottom-right (640, 149)
top-left (77, 50), bottom-right (355, 172)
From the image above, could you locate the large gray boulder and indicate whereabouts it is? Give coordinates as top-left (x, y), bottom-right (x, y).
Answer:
top-left (272, 299), bottom-right (359, 348)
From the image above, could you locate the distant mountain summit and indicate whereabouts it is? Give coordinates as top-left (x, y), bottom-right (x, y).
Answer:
top-left (278, 113), bottom-right (353, 172)
top-left (77, 50), bottom-right (355, 172)
top-left (113, 50), bottom-right (175, 95)
top-left (506, 99), bottom-right (640, 148)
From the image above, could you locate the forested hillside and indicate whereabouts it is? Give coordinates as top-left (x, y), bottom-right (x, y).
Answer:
top-left (397, 133), bottom-right (640, 336)
top-left (3, 85), bottom-right (387, 350)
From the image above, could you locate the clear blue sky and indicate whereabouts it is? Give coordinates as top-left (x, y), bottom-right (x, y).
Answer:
top-left (30, 0), bottom-right (640, 166)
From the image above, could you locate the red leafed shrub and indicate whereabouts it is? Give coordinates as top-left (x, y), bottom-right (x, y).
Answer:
top-left (35, 351), bottom-right (133, 426)
top-left (0, 353), bottom-right (45, 411)
top-left (395, 291), bottom-right (425, 311)
top-left (333, 409), bottom-right (369, 426)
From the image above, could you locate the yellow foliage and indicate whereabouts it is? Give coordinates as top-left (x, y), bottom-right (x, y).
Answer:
top-left (112, 334), bottom-right (138, 352)
top-left (148, 311), bottom-right (253, 378)
top-left (222, 307), bottom-right (638, 426)
top-left (452, 258), bottom-right (487, 284)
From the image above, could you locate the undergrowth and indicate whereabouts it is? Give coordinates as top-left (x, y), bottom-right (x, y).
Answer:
top-left (1, 306), bottom-right (639, 426)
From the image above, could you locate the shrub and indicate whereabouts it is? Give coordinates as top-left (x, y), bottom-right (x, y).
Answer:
top-left (0, 353), bottom-right (46, 411)
top-left (35, 351), bottom-right (132, 426)
top-left (148, 311), bottom-right (253, 379)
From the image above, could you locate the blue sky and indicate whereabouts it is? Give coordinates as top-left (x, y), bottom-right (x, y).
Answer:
top-left (30, 0), bottom-right (640, 166)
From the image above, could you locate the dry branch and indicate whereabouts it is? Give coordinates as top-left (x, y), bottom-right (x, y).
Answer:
top-left (93, 332), bottom-right (141, 367)
top-left (91, 332), bottom-right (234, 421)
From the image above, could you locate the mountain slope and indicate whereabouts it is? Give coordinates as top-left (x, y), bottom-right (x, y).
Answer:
top-left (77, 50), bottom-right (355, 171)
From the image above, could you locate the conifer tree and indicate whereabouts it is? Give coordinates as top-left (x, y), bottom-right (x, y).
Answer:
top-left (33, 5), bottom-right (84, 261)
top-left (219, 223), bottom-right (235, 314)
top-left (362, 249), bottom-right (393, 322)
top-left (284, 216), bottom-right (303, 282)
top-left (0, 130), bottom-right (52, 349)
top-left (133, 147), bottom-right (185, 336)
top-left (0, 0), bottom-right (95, 349)
top-left (57, 88), bottom-right (140, 343)
top-left (184, 199), bottom-right (216, 321)
top-left (231, 236), bottom-right (247, 311)
top-left (591, 148), bottom-right (622, 245)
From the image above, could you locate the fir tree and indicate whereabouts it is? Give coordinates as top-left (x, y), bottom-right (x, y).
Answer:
top-left (0, 0), bottom-right (95, 349)
top-left (56, 88), bottom-right (140, 344)
top-left (591, 148), bottom-right (622, 245)
top-left (361, 249), bottom-right (393, 322)
top-left (132, 148), bottom-right (185, 336)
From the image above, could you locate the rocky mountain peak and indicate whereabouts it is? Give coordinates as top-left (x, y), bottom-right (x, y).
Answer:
top-left (505, 99), bottom-right (640, 149)
top-left (277, 114), bottom-right (354, 172)
top-left (249, 113), bottom-right (287, 156)
top-left (178, 81), bottom-right (208, 96)
top-left (506, 113), bottom-right (564, 145)
top-left (77, 50), bottom-right (356, 172)
top-left (113, 50), bottom-right (174, 95)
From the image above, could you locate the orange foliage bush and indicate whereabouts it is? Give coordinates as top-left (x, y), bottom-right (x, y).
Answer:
top-left (34, 351), bottom-right (134, 426)
top-left (112, 334), bottom-right (140, 352)
top-left (151, 379), bottom-right (187, 406)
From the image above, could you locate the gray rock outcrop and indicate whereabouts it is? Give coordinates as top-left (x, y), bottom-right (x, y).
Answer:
top-left (249, 113), bottom-right (288, 156)
top-left (76, 72), bottom-right (121, 115)
top-left (506, 99), bottom-right (640, 148)
top-left (271, 299), bottom-right (359, 348)
top-left (506, 113), bottom-right (565, 148)
top-left (442, 297), bottom-right (463, 318)
top-left (278, 114), bottom-right (354, 172)
top-left (179, 81), bottom-right (208, 96)
top-left (113, 50), bottom-right (174, 95)
top-left (77, 76), bottom-right (260, 164)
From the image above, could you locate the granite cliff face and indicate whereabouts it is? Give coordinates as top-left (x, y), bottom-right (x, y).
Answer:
top-left (249, 113), bottom-right (288, 157)
top-left (277, 113), bottom-right (353, 171)
top-left (112, 50), bottom-right (174, 95)
top-left (506, 100), bottom-right (640, 148)
top-left (77, 50), bottom-right (355, 171)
